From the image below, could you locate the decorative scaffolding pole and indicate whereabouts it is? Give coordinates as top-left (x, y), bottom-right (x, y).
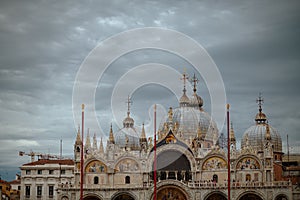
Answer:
top-left (153, 104), bottom-right (157, 200)
top-left (227, 104), bottom-right (231, 200)
top-left (80, 104), bottom-right (85, 200)
top-left (287, 134), bottom-right (290, 179)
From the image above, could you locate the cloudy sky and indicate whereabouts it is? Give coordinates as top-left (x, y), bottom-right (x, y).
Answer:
top-left (0, 0), bottom-right (299, 180)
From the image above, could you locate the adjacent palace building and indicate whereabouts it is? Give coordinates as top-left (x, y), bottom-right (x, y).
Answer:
top-left (20, 72), bottom-right (298, 200)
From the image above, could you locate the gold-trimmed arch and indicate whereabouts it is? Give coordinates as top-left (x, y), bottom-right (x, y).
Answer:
top-left (237, 190), bottom-right (264, 200)
top-left (85, 160), bottom-right (107, 173)
top-left (202, 155), bottom-right (227, 170)
top-left (203, 191), bottom-right (227, 200)
top-left (236, 155), bottom-right (261, 170)
top-left (83, 193), bottom-right (104, 200)
top-left (147, 143), bottom-right (196, 172)
top-left (149, 180), bottom-right (192, 200)
top-left (114, 157), bottom-right (140, 173)
top-left (111, 191), bottom-right (137, 200)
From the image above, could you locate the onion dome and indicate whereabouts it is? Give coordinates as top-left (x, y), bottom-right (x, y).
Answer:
top-left (241, 94), bottom-right (282, 153)
top-left (114, 96), bottom-right (140, 149)
top-left (190, 93), bottom-right (203, 109)
top-left (241, 123), bottom-right (282, 153)
top-left (159, 72), bottom-right (218, 144)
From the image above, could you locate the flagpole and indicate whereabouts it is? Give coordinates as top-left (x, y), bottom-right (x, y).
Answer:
top-left (80, 104), bottom-right (84, 200)
top-left (154, 104), bottom-right (157, 200)
top-left (227, 104), bottom-right (231, 200)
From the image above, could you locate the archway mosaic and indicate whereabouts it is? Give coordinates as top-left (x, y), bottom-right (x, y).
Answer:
top-left (116, 158), bottom-right (139, 172)
top-left (202, 157), bottom-right (227, 170)
top-left (237, 157), bottom-right (260, 170)
top-left (85, 160), bottom-right (107, 173)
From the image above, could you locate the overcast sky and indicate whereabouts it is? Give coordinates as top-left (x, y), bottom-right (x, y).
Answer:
top-left (0, 0), bottom-right (299, 180)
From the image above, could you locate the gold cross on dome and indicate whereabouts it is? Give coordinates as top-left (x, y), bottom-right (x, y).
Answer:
top-left (126, 95), bottom-right (132, 115)
top-left (180, 68), bottom-right (189, 88)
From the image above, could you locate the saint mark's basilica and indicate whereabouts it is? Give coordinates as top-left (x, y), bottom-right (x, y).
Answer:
top-left (20, 72), bottom-right (296, 200)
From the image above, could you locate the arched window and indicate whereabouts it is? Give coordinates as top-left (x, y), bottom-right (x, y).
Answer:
top-left (76, 147), bottom-right (80, 152)
top-left (246, 174), bottom-right (251, 181)
top-left (94, 176), bottom-right (99, 184)
top-left (213, 174), bottom-right (218, 183)
top-left (125, 176), bottom-right (130, 184)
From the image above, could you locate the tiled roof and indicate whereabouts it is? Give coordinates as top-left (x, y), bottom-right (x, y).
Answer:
top-left (9, 180), bottom-right (20, 184)
top-left (0, 179), bottom-right (9, 184)
top-left (22, 159), bottom-right (74, 166)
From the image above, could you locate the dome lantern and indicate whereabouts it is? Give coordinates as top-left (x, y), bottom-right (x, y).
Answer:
top-left (255, 93), bottom-right (267, 124)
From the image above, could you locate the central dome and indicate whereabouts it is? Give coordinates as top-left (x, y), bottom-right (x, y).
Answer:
top-left (171, 106), bottom-right (218, 142)
top-left (158, 72), bottom-right (218, 145)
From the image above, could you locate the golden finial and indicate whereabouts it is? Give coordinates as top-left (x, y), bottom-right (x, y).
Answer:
top-left (191, 73), bottom-right (199, 93)
top-left (256, 93), bottom-right (264, 113)
top-left (180, 68), bottom-right (189, 93)
top-left (82, 104), bottom-right (85, 111)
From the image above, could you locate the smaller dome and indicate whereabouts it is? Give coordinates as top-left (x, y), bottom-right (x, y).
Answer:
top-left (179, 93), bottom-right (190, 107)
top-left (241, 124), bottom-right (282, 152)
top-left (114, 127), bottom-right (140, 149)
top-left (189, 93), bottom-right (203, 109)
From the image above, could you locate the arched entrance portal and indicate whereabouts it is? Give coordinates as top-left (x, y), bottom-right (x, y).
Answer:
top-left (239, 193), bottom-right (263, 200)
top-left (205, 192), bottom-right (227, 200)
top-left (156, 186), bottom-right (188, 200)
top-left (83, 195), bottom-right (102, 200)
top-left (112, 193), bottom-right (135, 200)
top-left (152, 150), bottom-right (191, 182)
top-left (275, 194), bottom-right (288, 200)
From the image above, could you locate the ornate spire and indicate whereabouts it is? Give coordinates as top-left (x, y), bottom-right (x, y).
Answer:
top-left (230, 122), bottom-right (236, 142)
top-left (108, 124), bottom-right (115, 144)
top-left (141, 123), bottom-right (146, 139)
top-left (179, 70), bottom-right (190, 107)
top-left (99, 137), bottom-right (104, 154)
top-left (93, 133), bottom-right (98, 150)
top-left (75, 125), bottom-right (82, 145)
top-left (255, 93), bottom-right (267, 124)
top-left (85, 128), bottom-right (91, 148)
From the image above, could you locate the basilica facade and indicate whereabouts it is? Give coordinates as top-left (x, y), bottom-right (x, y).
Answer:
top-left (55, 73), bottom-right (293, 199)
